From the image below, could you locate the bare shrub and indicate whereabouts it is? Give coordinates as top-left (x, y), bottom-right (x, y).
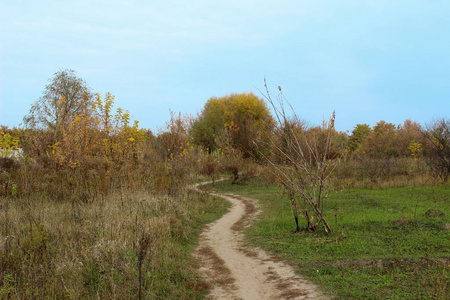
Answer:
top-left (259, 82), bottom-right (339, 233)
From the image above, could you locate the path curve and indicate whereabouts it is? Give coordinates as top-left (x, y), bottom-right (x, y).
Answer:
top-left (193, 181), bottom-right (330, 300)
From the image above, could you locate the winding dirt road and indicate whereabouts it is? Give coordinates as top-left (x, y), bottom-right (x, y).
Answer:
top-left (193, 181), bottom-right (330, 300)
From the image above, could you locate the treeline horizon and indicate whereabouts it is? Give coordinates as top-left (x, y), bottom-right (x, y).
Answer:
top-left (1, 69), bottom-right (449, 183)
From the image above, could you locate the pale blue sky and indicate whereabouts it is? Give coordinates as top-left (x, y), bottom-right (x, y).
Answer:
top-left (1, 0), bottom-right (449, 132)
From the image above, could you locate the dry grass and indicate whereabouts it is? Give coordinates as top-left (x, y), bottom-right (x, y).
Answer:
top-left (1, 190), bottom-right (200, 298)
top-left (0, 154), bottom-right (229, 299)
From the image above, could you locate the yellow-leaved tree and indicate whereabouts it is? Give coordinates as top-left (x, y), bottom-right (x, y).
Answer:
top-left (0, 130), bottom-right (19, 157)
top-left (190, 92), bottom-right (275, 159)
top-left (53, 93), bottom-right (146, 169)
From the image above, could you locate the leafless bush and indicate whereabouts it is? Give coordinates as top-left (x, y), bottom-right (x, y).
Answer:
top-left (259, 82), bottom-right (339, 233)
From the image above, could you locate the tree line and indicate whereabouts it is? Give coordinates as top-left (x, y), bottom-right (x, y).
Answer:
top-left (1, 69), bottom-right (449, 232)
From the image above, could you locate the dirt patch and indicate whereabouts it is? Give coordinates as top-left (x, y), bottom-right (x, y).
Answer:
top-left (230, 195), bottom-right (258, 231)
top-left (195, 245), bottom-right (236, 287)
top-left (393, 217), bottom-right (414, 226)
top-left (425, 209), bottom-right (446, 218)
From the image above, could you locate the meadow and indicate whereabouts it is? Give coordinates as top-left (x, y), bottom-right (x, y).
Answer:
top-left (208, 178), bottom-right (450, 299)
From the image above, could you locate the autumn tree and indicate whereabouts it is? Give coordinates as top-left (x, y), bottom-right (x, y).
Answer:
top-left (155, 111), bottom-right (192, 160)
top-left (422, 118), bottom-right (450, 181)
top-left (361, 121), bottom-right (398, 157)
top-left (23, 69), bottom-right (92, 136)
top-left (52, 93), bottom-right (146, 168)
top-left (152, 112), bottom-right (199, 193)
top-left (396, 119), bottom-right (423, 157)
top-left (348, 124), bottom-right (371, 152)
top-left (190, 93), bottom-right (275, 159)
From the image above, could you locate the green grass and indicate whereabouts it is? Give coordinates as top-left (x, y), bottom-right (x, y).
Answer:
top-left (208, 180), bottom-right (450, 299)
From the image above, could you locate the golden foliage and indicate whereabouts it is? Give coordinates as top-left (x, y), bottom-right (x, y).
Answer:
top-left (0, 131), bottom-right (19, 156)
top-left (52, 93), bottom-right (146, 168)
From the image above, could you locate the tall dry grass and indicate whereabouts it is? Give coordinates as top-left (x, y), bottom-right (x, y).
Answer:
top-left (0, 148), bottom-right (227, 299)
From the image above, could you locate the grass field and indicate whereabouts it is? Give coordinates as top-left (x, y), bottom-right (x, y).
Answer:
top-left (209, 179), bottom-right (450, 299)
top-left (0, 186), bottom-right (230, 299)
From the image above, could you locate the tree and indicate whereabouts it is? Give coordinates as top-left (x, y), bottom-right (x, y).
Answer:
top-left (155, 111), bottom-right (192, 160)
top-left (422, 118), bottom-right (450, 181)
top-left (396, 119), bottom-right (423, 157)
top-left (190, 93), bottom-right (275, 159)
top-left (352, 121), bottom-right (398, 181)
top-left (261, 83), bottom-right (337, 233)
top-left (24, 69), bottom-right (92, 136)
top-left (348, 124), bottom-right (371, 152)
top-left (52, 93), bottom-right (146, 168)
top-left (362, 121), bottom-right (398, 157)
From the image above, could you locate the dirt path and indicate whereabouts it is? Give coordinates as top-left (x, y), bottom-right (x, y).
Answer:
top-left (193, 181), bottom-right (330, 300)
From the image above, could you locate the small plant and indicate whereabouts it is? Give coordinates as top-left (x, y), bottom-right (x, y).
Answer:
top-left (0, 274), bottom-right (15, 299)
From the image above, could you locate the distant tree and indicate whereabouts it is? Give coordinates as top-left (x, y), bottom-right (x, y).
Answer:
top-left (24, 69), bottom-right (92, 136)
top-left (351, 121), bottom-right (398, 181)
top-left (348, 124), bottom-right (371, 152)
top-left (155, 111), bottom-right (191, 160)
top-left (422, 118), bottom-right (450, 181)
top-left (333, 131), bottom-right (349, 155)
top-left (362, 121), bottom-right (398, 157)
top-left (190, 101), bottom-right (224, 153)
top-left (396, 119), bottom-right (423, 157)
top-left (190, 93), bottom-right (275, 159)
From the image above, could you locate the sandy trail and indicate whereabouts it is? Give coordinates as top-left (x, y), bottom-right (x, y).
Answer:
top-left (193, 181), bottom-right (329, 300)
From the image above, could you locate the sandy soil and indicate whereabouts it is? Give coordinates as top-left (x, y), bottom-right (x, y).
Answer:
top-left (193, 181), bottom-right (330, 300)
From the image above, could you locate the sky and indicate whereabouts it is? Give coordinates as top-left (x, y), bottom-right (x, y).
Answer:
top-left (1, 0), bottom-right (449, 133)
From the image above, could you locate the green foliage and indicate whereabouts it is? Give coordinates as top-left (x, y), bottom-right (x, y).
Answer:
top-left (22, 223), bottom-right (48, 258)
top-left (0, 274), bottom-right (15, 299)
top-left (348, 124), bottom-right (370, 152)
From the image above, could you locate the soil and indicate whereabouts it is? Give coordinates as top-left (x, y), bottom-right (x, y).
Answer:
top-left (193, 181), bottom-right (331, 300)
